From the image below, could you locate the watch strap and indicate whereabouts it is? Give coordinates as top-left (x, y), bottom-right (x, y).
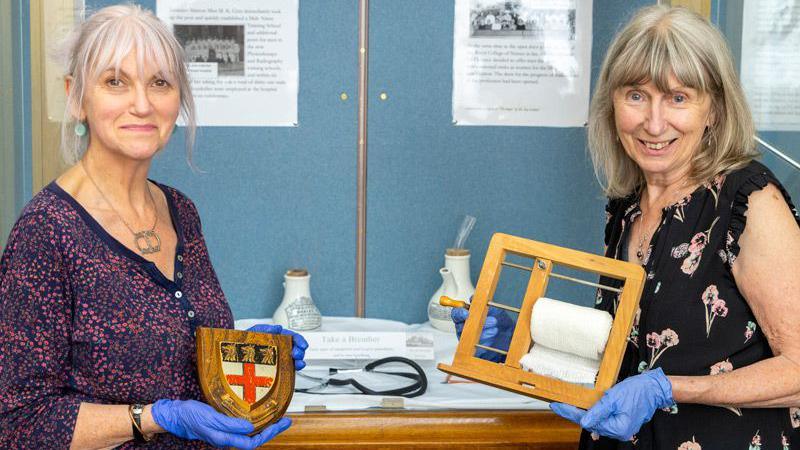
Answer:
top-left (128, 404), bottom-right (151, 443)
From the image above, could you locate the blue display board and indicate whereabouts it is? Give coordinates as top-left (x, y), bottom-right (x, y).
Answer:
top-left (13, 0), bottom-right (663, 323)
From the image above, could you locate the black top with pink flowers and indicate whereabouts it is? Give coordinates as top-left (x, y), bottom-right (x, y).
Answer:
top-left (582, 161), bottom-right (800, 450)
top-left (0, 181), bottom-right (233, 449)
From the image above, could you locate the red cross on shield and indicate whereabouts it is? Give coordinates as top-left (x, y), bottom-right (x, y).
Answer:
top-left (220, 342), bottom-right (278, 405)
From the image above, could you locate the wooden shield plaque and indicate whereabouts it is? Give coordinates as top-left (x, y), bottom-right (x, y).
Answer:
top-left (196, 327), bottom-right (295, 432)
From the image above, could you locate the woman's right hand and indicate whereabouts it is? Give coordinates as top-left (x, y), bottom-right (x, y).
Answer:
top-left (151, 399), bottom-right (290, 449)
top-left (451, 306), bottom-right (515, 362)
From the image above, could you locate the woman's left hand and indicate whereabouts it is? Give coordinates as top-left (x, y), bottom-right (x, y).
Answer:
top-left (550, 368), bottom-right (674, 441)
top-left (246, 324), bottom-right (308, 370)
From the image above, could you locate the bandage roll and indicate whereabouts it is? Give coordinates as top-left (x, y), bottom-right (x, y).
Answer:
top-left (519, 345), bottom-right (600, 385)
top-left (530, 297), bottom-right (613, 360)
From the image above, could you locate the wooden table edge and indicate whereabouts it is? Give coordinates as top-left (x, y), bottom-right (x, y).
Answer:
top-left (266, 409), bottom-right (581, 449)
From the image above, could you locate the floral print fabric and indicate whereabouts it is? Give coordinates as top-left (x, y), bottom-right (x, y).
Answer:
top-left (0, 182), bottom-right (233, 449)
top-left (580, 162), bottom-right (800, 450)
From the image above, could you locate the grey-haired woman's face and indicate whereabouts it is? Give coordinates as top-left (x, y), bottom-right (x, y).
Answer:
top-left (81, 52), bottom-right (180, 161)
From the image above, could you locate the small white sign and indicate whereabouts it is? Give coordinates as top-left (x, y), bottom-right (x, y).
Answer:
top-left (302, 332), bottom-right (435, 361)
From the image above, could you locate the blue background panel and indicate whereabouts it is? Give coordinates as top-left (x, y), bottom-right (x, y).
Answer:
top-left (365, 0), bottom-right (650, 322)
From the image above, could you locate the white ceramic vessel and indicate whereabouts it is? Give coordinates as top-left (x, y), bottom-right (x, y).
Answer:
top-left (427, 249), bottom-right (476, 332)
top-left (272, 269), bottom-right (322, 331)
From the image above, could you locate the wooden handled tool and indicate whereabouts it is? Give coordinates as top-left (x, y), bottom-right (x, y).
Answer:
top-left (439, 296), bottom-right (469, 309)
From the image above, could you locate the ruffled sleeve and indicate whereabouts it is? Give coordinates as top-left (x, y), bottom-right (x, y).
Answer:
top-left (725, 163), bottom-right (800, 269)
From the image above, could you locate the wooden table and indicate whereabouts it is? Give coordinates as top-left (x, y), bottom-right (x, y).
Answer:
top-left (267, 410), bottom-right (580, 449)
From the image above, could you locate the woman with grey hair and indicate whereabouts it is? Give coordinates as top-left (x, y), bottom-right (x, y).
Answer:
top-left (454, 5), bottom-right (800, 448)
top-left (0, 5), bottom-right (306, 449)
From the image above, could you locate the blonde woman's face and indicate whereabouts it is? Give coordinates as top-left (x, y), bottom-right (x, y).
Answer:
top-left (81, 52), bottom-right (180, 161)
top-left (612, 73), bottom-right (712, 185)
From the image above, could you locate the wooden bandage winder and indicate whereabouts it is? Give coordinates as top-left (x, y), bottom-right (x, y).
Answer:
top-left (438, 233), bottom-right (645, 409)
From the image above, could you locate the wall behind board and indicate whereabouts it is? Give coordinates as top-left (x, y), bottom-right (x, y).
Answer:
top-left (16, 0), bottom-right (658, 322)
top-left (365, 0), bottom-right (652, 321)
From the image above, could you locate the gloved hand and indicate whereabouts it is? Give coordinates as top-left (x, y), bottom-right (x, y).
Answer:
top-left (550, 368), bottom-right (674, 441)
top-left (151, 399), bottom-right (291, 449)
top-left (451, 305), bottom-right (515, 362)
top-left (247, 324), bottom-right (308, 370)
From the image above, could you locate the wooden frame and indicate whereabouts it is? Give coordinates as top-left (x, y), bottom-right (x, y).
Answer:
top-left (439, 233), bottom-right (645, 409)
top-left (660, 0), bottom-right (712, 20)
top-left (29, 0), bottom-right (72, 193)
top-left (1, 0), bottom-right (18, 249)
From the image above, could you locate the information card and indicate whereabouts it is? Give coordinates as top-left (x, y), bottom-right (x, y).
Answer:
top-left (302, 332), bottom-right (435, 361)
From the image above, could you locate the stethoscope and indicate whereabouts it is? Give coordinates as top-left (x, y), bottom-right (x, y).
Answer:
top-left (294, 356), bottom-right (428, 398)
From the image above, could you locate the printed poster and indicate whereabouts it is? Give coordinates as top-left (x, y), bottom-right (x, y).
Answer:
top-left (452, 0), bottom-right (593, 127)
top-left (158, 0), bottom-right (299, 126)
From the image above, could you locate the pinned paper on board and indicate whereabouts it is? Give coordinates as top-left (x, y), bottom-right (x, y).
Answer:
top-left (452, 0), bottom-right (593, 127)
top-left (157, 0), bottom-right (299, 126)
top-left (741, 0), bottom-right (800, 131)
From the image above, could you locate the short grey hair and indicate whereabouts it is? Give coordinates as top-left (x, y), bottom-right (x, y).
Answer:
top-left (588, 5), bottom-right (758, 199)
top-left (57, 4), bottom-right (196, 164)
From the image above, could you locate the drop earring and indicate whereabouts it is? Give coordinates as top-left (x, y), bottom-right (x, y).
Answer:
top-left (74, 121), bottom-right (87, 137)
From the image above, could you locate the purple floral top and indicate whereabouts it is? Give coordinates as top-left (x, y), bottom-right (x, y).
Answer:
top-left (0, 181), bottom-right (233, 449)
top-left (582, 161), bottom-right (800, 450)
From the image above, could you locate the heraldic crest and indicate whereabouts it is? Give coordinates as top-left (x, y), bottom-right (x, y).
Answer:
top-left (196, 327), bottom-right (295, 432)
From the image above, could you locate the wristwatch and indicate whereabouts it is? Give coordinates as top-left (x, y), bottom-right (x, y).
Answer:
top-left (129, 403), bottom-right (151, 443)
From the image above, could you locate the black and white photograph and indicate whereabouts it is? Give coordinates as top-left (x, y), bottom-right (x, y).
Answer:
top-left (173, 24), bottom-right (245, 76)
top-left (469, 1), bottom-right (576, 40)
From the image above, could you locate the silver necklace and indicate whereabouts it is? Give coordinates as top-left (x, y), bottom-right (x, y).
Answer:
top-left (80, 160), bottom-right (162, 255)
top-left (635, 213), bottom-right (659, 263)
top-left (635, 181), bottom-right (691, 263)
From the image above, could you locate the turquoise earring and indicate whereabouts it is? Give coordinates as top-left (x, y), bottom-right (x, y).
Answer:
top-left (74, 121), bottom-right (87, 137)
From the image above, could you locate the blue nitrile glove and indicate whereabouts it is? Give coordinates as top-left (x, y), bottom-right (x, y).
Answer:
top-left (246, 324), bottom-right (308, 370)
top-left (151, 399), bottom-right (291, 449)
top-left (550, 368), bottom-right (674, 441)
top-left (451, 305), bottom-right (515, 362)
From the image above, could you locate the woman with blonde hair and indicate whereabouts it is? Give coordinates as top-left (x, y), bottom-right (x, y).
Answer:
top-left (550, 5), bottom-right (800, 448)
top-left (0, 5), bottom-right (306, 449)
top-left (455, 5), bottom-right (800, 448)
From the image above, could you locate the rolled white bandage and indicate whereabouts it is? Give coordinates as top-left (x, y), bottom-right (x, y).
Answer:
top-left (519, 297), bottom-right (613, 384)
top-left (519, 345), bottom-right (601, 385)
top-left (531, 297), bottom-right (613, 360)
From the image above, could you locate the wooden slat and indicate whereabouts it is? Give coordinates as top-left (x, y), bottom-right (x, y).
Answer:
top-left (504, 257), bottom-right (550, 369)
